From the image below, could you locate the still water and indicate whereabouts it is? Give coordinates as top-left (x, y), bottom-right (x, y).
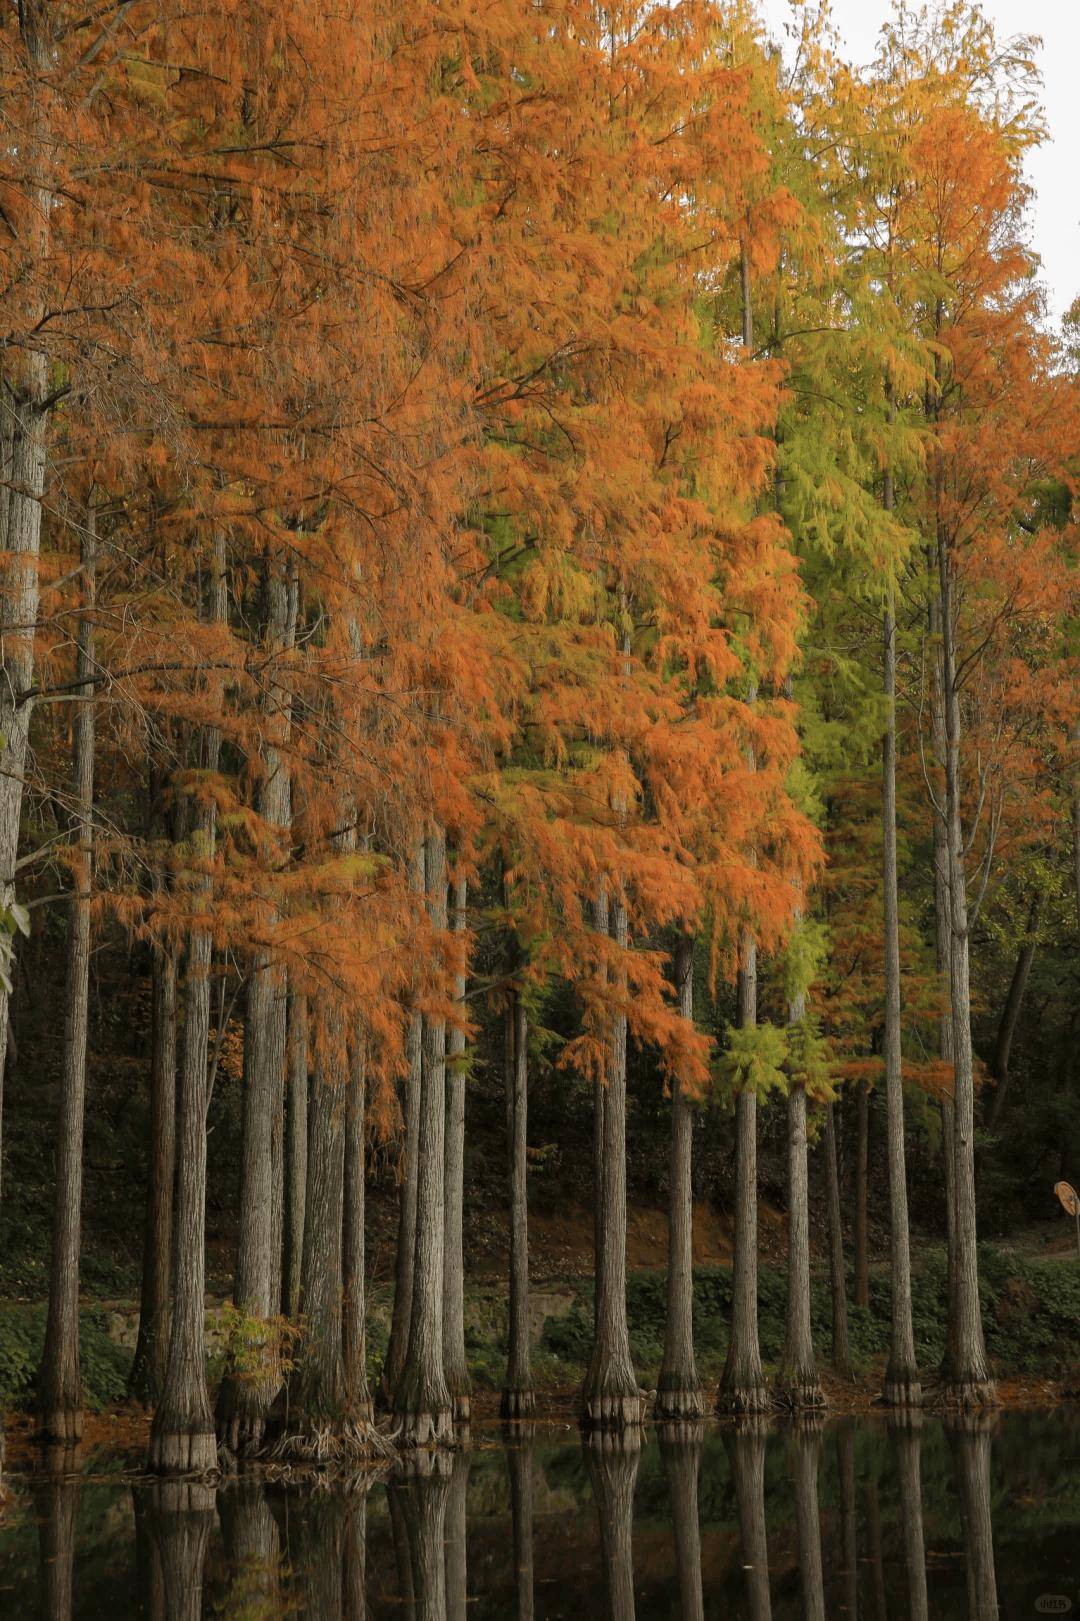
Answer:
top-left (1, 1411), bottom-right (1078, 1618)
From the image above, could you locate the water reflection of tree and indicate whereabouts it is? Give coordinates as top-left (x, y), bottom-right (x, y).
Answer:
top-left (889, 1414), bottom-right (929, 1621)
top-left (136, 1481), bottom-right (216, 1621)
top-left (34, 1449), bottom-right (81, 1620)
top-left (659, 1423), bottom-right (704, 1621)
top-left (445, 1447), bottom-right (469, 1621)
top-left (726, 1417), bottom-right (772, 1621)
top-left (218, 1477), bottom-right (281, 1616)
top-left (508, 1431), bottom-right (535, 1621)
top-left (585, 1430), bottom-right (641, 1620)
top-left (835, 1417), bottom-right (859, 1621)
top-left (391, 1452), bottom-right (453, 1621)
top-left (344, 1482), bottom-right (369, 1621)
top-left (948, 1416), bottom-right (999, 1621)
top-left (291, 1491), bottom-right (346, 1615)
top-left (792, 1419), bottom-right (825, 1621)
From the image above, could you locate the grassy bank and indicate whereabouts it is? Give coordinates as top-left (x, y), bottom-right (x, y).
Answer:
top-left (2, 1243), bottom-right (1079, 1415)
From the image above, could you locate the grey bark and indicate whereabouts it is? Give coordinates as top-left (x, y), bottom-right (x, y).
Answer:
top-left (129, 936), bottom-right (177, 1403)
top-left (395, 826), bottom-right (453, 1445)
top-left (443, 873), bottom-right (470, 1422)
top-left (508, 1435), bottom-right (535, 1620)
top-left (288, 1027), bottom-right (346, 1427)
top-left (283, 990), bottom-right (308, 1320)
top-left (0, 3), bottom-right (53, 1203)
top-left (936, 536), bottom-right (994, 1406)
top-left (882, 598), bottom-right (920, 1406)
top-left (656, 935), bottom-right (703, 1421)
top-left (822, 1102), bottom-right (852, 1378)
top-left (660, 1430), bottom-right (705, 1621)
top-left (217, 561), bottom-right (292, 1451)
top-left (343, 1035), bottom-right (371, 1419)
top-left (853, 1079), bottom-right (870, 1308)
top-left (582, 886), bottom-right (643, 1429)
top-left (502, 992), bottom-right (534, 1419)
top-left (149, 534), bottom-right (226, 1475)
top-left (585, 1432), bottom-right (641, 1621)
top-left (792, 1423), bottom-right (825, 1621)
top-left (38, 510), bottom-right (96, 1443)
top-left (381, 841), bottom-right (425, 1406)
top-left (718, 933), bottom-right (768, 1413)
top-left (728, 1420), bottom-right (772, 1621)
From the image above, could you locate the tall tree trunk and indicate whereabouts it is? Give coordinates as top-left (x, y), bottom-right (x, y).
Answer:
top-left (932, 761), bottom-right (958, 1296)
top-left (985, 907), bottom-right (1039, 1134)
top-left (949, 1419), bottom-right (999, 1621)
top-left (149, 533), bottom-right (227, 1476)
top-left (890, 1416), bottom-right (929, 1621)
top-left (217, 560), bottom-right (292, 1452)
top-left (585, 1432), bottom-right (641, 1621)
top-left (656, 935), bottom-right (703, 1422)
top-left (882, 596), bottom-right (920, 1406)
top-left (728, 1419), bottom-right (772, 1621)
top-left (343, 1035), bottom-right (371, 1421)
top-left (822, 1102), bottom-right (852, 1378)
top-left (283, 990), bottom-right (308, 1320)
top-left (129, 935), bottom-right (178, 1403)
top-left (508, 1433), bottom-right (535, 1621)
top-left (718, 932), bottom-right (768, 1413)
top-left (853, 1080), bottom-right (870, 1308)
top-left (792, 1423), bottom-right (825, 1621)
top-left (287, 1023), bottom-right (346, 1435)
top-left (936, 538), bottom-right (994, 1407)
top-left (502, 993), bottom-right (534, 1419)
top-left (660, 1429), bottom-right (705, 1621)
top-left (582, 886), bottom-right (642, 1430)
top-left (381, 842), bottom-right (425, 1407)
top-left (395, 826), bottom-right (453, 1446)
top-left (778, 1067), bottom-right (822, 1407)
top-left (38, 510), bottom-right (96, 1444)
top-left (443, 873), bottom-right (470, 1424)
top-left (0, 2), bottom-right (54, 1204)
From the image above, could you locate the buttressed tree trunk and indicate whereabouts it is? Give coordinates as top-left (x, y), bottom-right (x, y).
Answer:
top-left (217, 559), bottom-right (292, 1452)
top-left (381, 841), bottom-right (425, 1407)
top-left (343, 1034), bottom-right (372, 1420)
top-left (822, 1102), bottom-right (852, 1378)
top-left (718, 929), bottom-right (769, 1414)
top-left (149, 532), bottom-right (227, 1476)
top-left (936, 539), bottom-right (994, 1408)
top-left (38, 508), bottom-right (96, 1445)
top-left (656, 934), bottom-right (703, 1422)
top-left (777, 976), bottom-right (822, 1409)
top-left (443, 873), bottom-right (470, 1424)
top-left (882, 594), bottom-right (920, 1407)
top-left (283, 990), bottom-right (308, 1321)
top-left (0, 0), bottom-right (54, 1206)
top-left (582, 884), bottom-right (643, 1430)
top-left (395, 825), bottom-right (453, 1446)
top-left (502, 992), bottom-right (534, 1419)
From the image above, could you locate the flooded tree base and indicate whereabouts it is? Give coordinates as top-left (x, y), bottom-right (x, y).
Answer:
top-left (148, 1426), bottom-right (219, 1476)
top-left (500, 1388), bottom-right (536, 1421)
top-left (653, 1385), bottom-right (705, 1422)
top-left (580, 1390), bottom-right (647, 1430)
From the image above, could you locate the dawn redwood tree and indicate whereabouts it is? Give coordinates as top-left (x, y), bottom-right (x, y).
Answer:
top-left (777, 970), bottom-right (823, 1410)
top-left (38, 505), bottom-right (97, 1444)
top-left (149, 533), bottom-right (228, 1476)
top-left (343, 1035), bottom-right (371, 1420)
top-left (502, 990), bottom-right (534, 1420)
top-left (655, 936), bottom-right (704, 1421)
top-left (283, 991), bottom-right (308, 1321)
top-left (443, 874), bottom-right (470, 1424)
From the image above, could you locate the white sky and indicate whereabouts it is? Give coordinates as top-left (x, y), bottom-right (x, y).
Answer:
top-left (756, 0), bottom-right (1080, 327)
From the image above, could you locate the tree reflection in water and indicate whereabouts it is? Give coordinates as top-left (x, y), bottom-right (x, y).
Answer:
top-left (659, 1421), bottom-right (705, 1621)
top-left (585, 1429), bottom-right (641, 1621)
top-left (0, 1411), bottom-right (1027, 1618)
top-left (727, 1417), bottom-right (773, 1621)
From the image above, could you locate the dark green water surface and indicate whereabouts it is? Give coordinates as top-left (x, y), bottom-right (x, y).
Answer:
top-left (1, 1410), bottom-right (1078, 1617)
